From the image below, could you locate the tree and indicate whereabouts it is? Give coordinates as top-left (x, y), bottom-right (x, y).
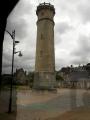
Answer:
top-left (85, 63), bottom-right (90, 75)
top-left (60, 67), bottom-right (70, 74)
top-left (27, 72), bottom-right (34, 88)
top-left (56, 72), bottom-right (64, 81)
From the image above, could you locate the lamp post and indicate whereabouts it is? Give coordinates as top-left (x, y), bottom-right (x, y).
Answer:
top-left (0, 27), bottom-right (22, 113)
top-left (7, 30), bottom-right (22, 113)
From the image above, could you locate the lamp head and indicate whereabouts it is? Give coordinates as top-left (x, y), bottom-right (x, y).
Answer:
top-left (15, 41), bottom-right (20, 43)
top-left (18, 51), bottom-right (23, 57)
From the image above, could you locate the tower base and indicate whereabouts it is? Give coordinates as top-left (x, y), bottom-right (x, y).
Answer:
top-left (33, 72), bottom-right (56, 90)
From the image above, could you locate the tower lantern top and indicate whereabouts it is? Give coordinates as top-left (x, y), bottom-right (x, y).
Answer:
top-left (36, 2), bottom-right (55, 15)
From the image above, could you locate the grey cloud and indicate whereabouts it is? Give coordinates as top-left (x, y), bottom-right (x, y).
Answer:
top-left (2, 51), bottom-right (12, 61)
top-left (22, 53), bottom-right (35, 60)
top-left (6, 18), bottom-right (28, 39)
top-left (55, 57), bottom-right (70, 70)
top-left (5, 57), bottom-right (34, 73)
top-left (13, 49), bottom-right (35, 71)
top-left (55, 34), bottom-right (62, 45)
top-left (2, 63), bottom-right (11, 68)
top-left (2, 51), bottom-right (35, 74)
top-left (55, 22), bottom-right (72, 44)
top-left (55, 22), bottom-right (72, 35)
top-left (14, 57), bottom-right (35, 72)
top-left (2, 55), bottom-right (12, 74)
top-left (2, 67), bottom-right (11, 74)
top-left (78, 1), bottom-right (90, 23)
top-left (6, 0), bottom-right (33, 39)
top-left (3, 0), bottom-right (90, 73)
top-left (9, 0), bottom-right (33, 17)
top-left (71, 57), bottom-right (89, 65)
top-left (72, 35), bottom-right (90, 56)
top-left (70, 35), bottom-right (90, 65)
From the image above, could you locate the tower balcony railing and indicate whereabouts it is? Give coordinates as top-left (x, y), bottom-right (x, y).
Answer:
top-left (36, 2), bottom-right (55, 15)
top-left (39, 2), bottom-right (54, 7)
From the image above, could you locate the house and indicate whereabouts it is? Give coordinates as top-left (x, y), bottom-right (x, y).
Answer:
top-left (14, 68), bottom-right (28, 85)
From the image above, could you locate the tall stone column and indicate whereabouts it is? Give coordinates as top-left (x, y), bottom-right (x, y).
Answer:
top-left (34, 3), bottom-right (56, 90)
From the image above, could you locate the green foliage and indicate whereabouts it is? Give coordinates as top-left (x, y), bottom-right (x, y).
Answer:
top-left (1, 74), bottom-right (12, 85)
top-left (27, 72), bottom-right (34, 88)
top-left (85, 63), bottom-right (90, 74)
top-left (61, 67), bottom-right (70, 74)
top-left (56, 73), bottom-right (64, 81)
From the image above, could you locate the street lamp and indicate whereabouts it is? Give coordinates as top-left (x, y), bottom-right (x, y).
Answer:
top-left (7, 30), bottom-right (22, 113)
top-left (0, 27), bottom-right (22, 113)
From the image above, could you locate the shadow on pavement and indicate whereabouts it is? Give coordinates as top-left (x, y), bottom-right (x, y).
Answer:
top-left (0, 85), bottom-right (17, 120)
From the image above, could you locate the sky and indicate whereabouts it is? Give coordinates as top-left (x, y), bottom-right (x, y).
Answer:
top-left (2, 0), bottom-right (90, 74)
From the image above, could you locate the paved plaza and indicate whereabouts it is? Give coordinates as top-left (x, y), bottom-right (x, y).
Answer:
top-left (0, 88), bottom-right (90, 120)
top-left (16, 89), bottom-right (90, 120)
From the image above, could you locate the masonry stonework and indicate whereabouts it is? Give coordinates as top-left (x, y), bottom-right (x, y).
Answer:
top-left (34, 3), bottom-right (56, 90)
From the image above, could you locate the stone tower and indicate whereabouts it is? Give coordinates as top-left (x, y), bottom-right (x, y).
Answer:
top-left (34, 3), bottom-right (56, 90)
